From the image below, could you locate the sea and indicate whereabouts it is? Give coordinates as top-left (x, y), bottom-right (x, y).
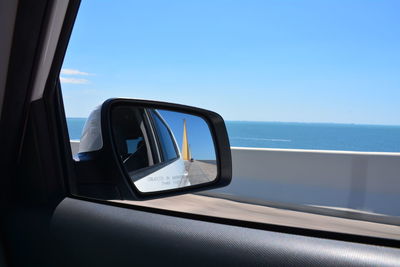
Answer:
top-left (67, 118), bottom-right (400, 153)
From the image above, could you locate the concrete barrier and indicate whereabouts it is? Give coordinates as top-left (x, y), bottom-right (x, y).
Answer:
top-left (70, 141), bottom-right (400, 217)
top-left (212, 147), bottom-right (400, 217)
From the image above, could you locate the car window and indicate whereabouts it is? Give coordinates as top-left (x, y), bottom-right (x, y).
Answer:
top-left (126, 138), bottom-right (144, 154)
top-left (149, 110), bottom-right (179, 161)
top-left (61, 0), bottom-right (400, 240)
top-left (110, 106), bottom-right (151, 172)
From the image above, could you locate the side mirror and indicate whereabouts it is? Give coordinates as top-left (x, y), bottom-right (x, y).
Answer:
top-left (74, 98), bottom-right (232, 200)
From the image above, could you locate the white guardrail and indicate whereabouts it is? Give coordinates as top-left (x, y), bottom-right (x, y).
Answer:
top-left (70, 141), bottom-right (400, 218)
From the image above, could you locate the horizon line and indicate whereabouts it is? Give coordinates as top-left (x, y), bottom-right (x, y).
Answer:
top-left (65, 117), bottom-right (400, 127)
top-left (224, 120), bottom-right (400, 127)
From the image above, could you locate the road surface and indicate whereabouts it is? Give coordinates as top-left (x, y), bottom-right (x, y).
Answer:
top-left (185, 160), bottom-right (217, 185)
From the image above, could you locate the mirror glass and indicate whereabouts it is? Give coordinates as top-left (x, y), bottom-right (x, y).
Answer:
top-left (111, 106), bottom-right (217, 193)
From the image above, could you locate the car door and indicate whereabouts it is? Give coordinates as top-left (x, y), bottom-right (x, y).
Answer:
top-left (1, 0), bottom-right (399, 266)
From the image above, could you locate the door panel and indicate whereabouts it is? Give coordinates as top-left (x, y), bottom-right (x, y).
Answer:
top-left (51, 198), bottom-right (400, 267)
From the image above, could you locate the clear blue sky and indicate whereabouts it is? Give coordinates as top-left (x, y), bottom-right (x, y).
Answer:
top-left (61, 0), bottom-right (400, 125)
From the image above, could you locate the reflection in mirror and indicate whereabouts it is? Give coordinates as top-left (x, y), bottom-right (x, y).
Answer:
top-left (111, 106), bottom-right (217, 193)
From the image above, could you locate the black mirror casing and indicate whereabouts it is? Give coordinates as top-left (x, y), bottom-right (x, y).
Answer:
top-left (74, 98), bottom-right (232, 200)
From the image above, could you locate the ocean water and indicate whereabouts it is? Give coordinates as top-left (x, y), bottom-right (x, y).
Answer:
top-left (67, 118), bottom-right (400, 153)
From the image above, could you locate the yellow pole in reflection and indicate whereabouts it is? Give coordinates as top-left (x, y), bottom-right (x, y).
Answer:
top-left (182, 119), bottom-right (190, 160)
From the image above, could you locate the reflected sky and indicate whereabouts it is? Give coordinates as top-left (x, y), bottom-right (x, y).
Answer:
top-left (158, 110), bottom-right (216, 160)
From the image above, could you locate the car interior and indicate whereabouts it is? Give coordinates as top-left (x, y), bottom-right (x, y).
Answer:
top-left (111, 106), bottom-right (150, 172)
top-left (1, 0), bottom-right (399, 266)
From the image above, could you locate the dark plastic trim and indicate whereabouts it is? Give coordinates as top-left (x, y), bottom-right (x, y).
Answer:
top-left (70, 195), bottom-right (400, 249)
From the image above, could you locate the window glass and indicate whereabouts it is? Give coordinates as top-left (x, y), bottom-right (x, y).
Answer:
top-left (126, 138), bottom-right (144, 154)
top-left (150, 110), bottom-right (179, 161)
top-left (62, 0), bottom-right (400, 240)
top-left (111, 106), bottom-right (150, 172)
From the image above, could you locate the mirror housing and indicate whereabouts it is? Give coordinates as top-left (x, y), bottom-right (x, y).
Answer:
top-left (74, 98), bottom-right (232, 200)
